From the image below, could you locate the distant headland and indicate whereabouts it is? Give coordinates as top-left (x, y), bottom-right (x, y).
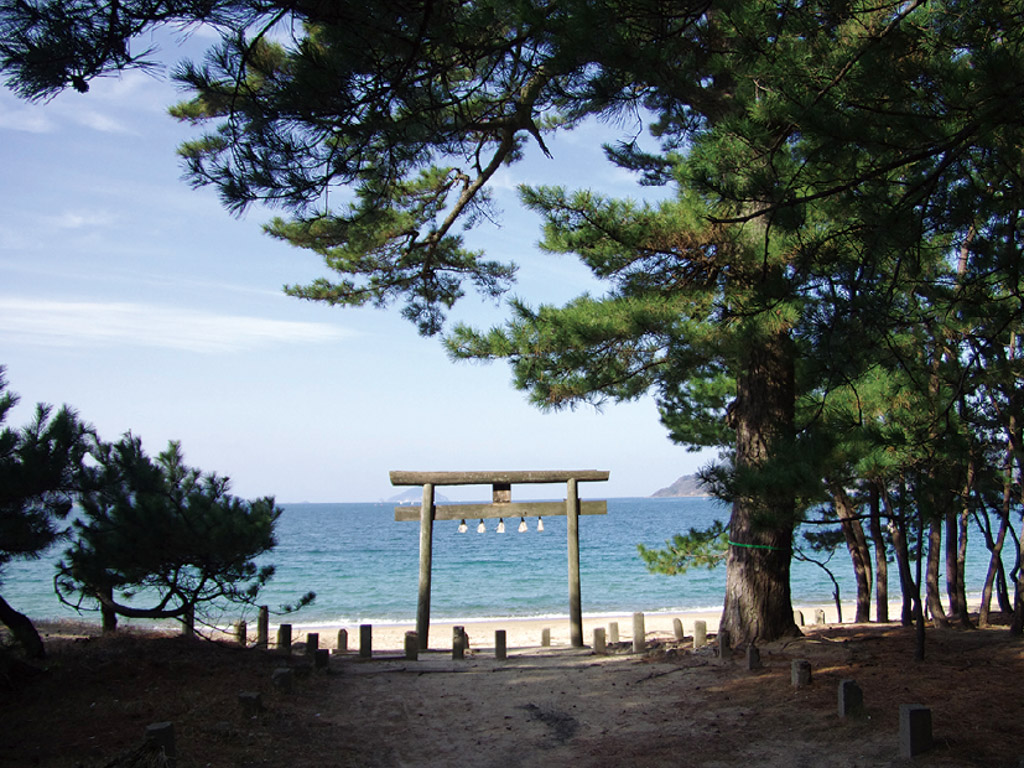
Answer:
top-left (650, 474), bottom-right (710, 498)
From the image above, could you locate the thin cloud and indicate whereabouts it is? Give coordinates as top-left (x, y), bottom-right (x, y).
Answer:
top-left (0, 100), bottom-right (54, 133)
top-left (0, 297), bottom-right (353, 353)
top-left (40, 210), bottom-right (120, 230)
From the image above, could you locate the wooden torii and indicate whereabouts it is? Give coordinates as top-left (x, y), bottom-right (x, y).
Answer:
top-left (390, 470), bottom-right (610, 649)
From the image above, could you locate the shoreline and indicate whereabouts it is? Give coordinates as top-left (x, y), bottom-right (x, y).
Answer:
top-left (32, 598), bottom-right (928, 652)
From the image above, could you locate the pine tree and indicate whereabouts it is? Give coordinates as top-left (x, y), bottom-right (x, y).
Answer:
top-left (0, 368), bottom-right (90, 658)
top-left (6, 0), bottom-right (1024, 643)
top-left (57, 435), bottom-right (313, 633)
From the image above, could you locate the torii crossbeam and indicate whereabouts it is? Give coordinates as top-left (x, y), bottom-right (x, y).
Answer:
top-left (390, 470), bottom-right (610, 649)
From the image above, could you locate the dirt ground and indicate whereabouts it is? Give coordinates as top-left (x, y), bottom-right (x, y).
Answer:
top-left (2, 618), bottom-right (1022, 767)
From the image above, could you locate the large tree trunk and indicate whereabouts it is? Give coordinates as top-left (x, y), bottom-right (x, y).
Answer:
top-left (0, 593), bottom-right (45, 659)
top-left (719, 332), bottom-right (800, 644)
top-left (868, 483), bottom-right (889, 622)
top-left (832, 486), bottom-right (872, 623)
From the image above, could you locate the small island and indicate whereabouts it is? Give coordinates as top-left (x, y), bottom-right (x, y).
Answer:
top-left (650, 474), bottom-right (709, 498)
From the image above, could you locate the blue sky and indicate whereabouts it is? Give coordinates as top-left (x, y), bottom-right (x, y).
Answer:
top-left (0, 30), bottom-right (714, 502)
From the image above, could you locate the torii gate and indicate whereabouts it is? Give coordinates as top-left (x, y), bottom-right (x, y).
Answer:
top-left (390, 470), bottom-right (610, 649)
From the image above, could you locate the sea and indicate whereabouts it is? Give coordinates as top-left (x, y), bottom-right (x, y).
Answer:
top-left (0, 497), bottom-right (999, 629)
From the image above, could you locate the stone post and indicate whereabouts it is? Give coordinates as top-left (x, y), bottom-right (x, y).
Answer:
top-left (336, 628), bottom-right (348, 653)
top-left (359, 624), bottom-right (372, 658)
top-left (305, 632), bottom-right (319, 656)
top-left (235, 621), bottom-right (247, 647)
top-left (256, 606), bottom-right (269, 650)
top-left (815, 608), bottom-right (826, 625)
top-left (717, 629), bottom-right (731, 660)
top-left (693, 620), bottom-right (707, 649)
top-left (838, 679), bottom-right (864, 718)
top-left (672, 618), bottom-right (684, 642)
top-left (794, 609), bottom-right (805, 626)
top-left (452, 626), bottom-right (466, 660)
top-left (314, 649), bottom-right (330, 670)
top-left (277, 624), bottom-right (292, 654)
top-left (632, 612), bottom-right (646, 653)
top-left (899, 704), bottom-right (933, 757)
top-left (609, 622), bottom-right (619, 644)
top-left (405, 631), bottom-right (419, 661)
top-left (791, 659), bottom-right (812, 687)
top-left (746, 644), bottom-right (761, 671)
top-left (593, 627), bottom-right (606, 655)
top-left (541, 627), bottom-right (551, 647)
top-left (495, 630), bottom-right (507, 660)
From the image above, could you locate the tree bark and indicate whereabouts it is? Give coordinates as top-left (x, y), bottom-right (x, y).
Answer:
top-left (925, 519), bottom-right (951, 628)
top-left (0, 593), bottom-right (45, 659)
top-left (832, 486), bottom-right (872, 623)
top-left (868, 483), bottom-right (889, 622)
top-left (719, 331), bottom-right (800, 644)
top-left (884, 488), bottom-right (915, 627)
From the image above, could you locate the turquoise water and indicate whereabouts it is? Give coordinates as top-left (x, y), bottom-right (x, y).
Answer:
top-left (0, 497), bottom-right (998, 627)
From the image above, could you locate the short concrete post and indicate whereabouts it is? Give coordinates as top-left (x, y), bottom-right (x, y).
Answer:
top-left (277, 624), bottom-right (292, 654)
top-left (693, 620), bottom-right (707, 649)
top-left (899, 704), bottom-right (933, 757)
top-left (495, 630), bottom-right (507, 660)
top-left (632, 612), bottom-right (646, 653)
top-left (256, 606), bottom-right (269, 650)
top-left (791, 659), bottom-right (812, 687)
top-left (272, 667), bottom-right (293, 693)
top-left (145, 722), bottom-right (176, 767)
top-left (593, 627), bottom-right (606, 655)
top-left (359, 624), bottom-right (372, 658)
top-left (238, 691), bottom-right (263, 716)
top-left (672, 618), bottom-right (684, 642)
top-left (405, 631), bottom-right (419, 661)
top-left (235, 621), bottom-right (247, 647)
top-left (838, 679), bottom-right (864, 718)
top-left (794, 609), bottom-right (805, 627)
top-left (815, 608), bottom-right (826, 625)
top-left (305, 632), bottom-right (319, 656)
top-left (608, 622), bottom-right (619, 644)
top-left (452, 626), bottom-right (466, 660)
top-left (746, 644), bottom-right (761, 671)
top-left (717, 629), bottom-right (731, 659)
top-left (336, 628), bottom-right (348, 653)
top-left (314, 648), bottom-right (330, 670)
top-left (541, 627), bottom-right (551, 647)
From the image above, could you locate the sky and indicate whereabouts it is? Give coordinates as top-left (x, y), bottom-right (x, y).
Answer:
top-left (0, 28), bottom-right (715, 503)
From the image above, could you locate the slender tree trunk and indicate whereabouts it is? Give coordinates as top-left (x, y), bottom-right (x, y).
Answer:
top-left (926, 519), bottom-right (951, 627)
top-left (885, 490), bottom-right (926, 658)
top-left (869, 483), bottom-right (889, 622)
top-left (100, 585), bottom-right (118, 634)
top-left (832, 485), bottom-right (872, 623)
top-left (1011, 483), bottom-right (1024, 636)
top-left (719, 331), bottom-right (800, 644)
top-left (945, 510), bottom-right (961, 619)
top-left (885, 489), bottom-right (915, 626)
top-left (0, 593), bottom-right (45, 659)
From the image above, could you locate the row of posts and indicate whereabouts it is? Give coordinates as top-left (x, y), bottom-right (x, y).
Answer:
top-left (232, 609), bottom-right (722, 659)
